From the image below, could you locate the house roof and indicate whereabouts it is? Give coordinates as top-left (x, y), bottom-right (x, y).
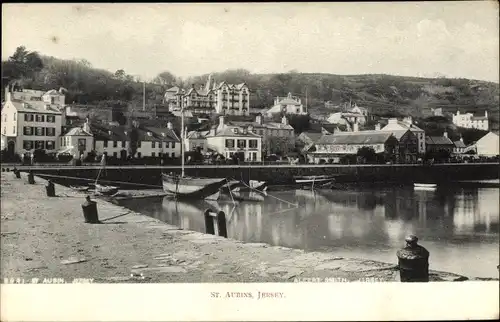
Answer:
top-left (186, 130), bottom-right (210, 139)
top-left (453, 140), bottom-right (466, 148)
top-left (166, 86), bottom-right (180, 92)
top-left (276, 98), bottom-right (301, 105)
top-left (472, 116), bottom-right (488, 121)
top-left (206, 125), bottom-right (261, 138)
top-left (62, 127), bottom-right (92, 136)
top-left (9, 99), bottom-right (62, 114)
top-left (299, 132), bottom-right (323, 143)
top-left (388, 129), bottom-right (411, 140)
top-left (229, 120), bottom-right (294, 130)
top-left (144, 127), bottom-right (179, 142)
top-left (380, 120), bottom-right (424, 132)
top-left (425, 136), bottom-right (454, 145)
top-left (89, 124), bottom-right (128, 141)
top-left (316, 131), bottom-right (395, 145)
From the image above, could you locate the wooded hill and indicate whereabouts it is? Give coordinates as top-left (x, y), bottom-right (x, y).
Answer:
top-left (2, 47), bottom-right (499, 131)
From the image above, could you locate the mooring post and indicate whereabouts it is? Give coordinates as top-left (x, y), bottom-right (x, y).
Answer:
top-left (204, 209), bottom-right (215, 235)
top-left (81, 196), bottom-right (100, 224)
top-left (45, 180), bottom-right (55, 197)
top-left (397, 235), bottom-right (430, 282)
top-left (13, 167), bottom-right (21, 179)
top-left (216, 211), bottom-right (228, 238)
top-left (28, 170), bottom-right (35, 184)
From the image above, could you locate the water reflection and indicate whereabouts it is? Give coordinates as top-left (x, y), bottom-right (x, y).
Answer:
top-left (120, 186), bottom-right (499, 278)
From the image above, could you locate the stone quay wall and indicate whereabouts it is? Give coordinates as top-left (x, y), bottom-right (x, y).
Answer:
top-left (16, 163), bottom-right (499, 188)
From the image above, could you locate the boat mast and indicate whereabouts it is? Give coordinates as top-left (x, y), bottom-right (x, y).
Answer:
top-left (181, 105), bottom-right (185, 177)
top-left (305, 87), bottom-right (308, 114)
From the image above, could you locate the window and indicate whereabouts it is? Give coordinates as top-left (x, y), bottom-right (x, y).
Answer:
top-left (2, 127), bottom-right (5, 135)
top-left (78, 139), bottom-right (86, 151)
top-left (237, 139), bottom-right (246, 148)
top-left (171, 142), bottom-right (175, 149)
top-left (23, 140), bottom-right (33, 150)
top-left (13, 126), bottom-right (16, 134)
top-left (171, 152), bottom-right (175, 158)
top-left (46, 115), bottom-right (55, 123)
top-left (104, 140), bottom-right (108, 148)
top-left (35, 114), bottom-right (45, 122)
top-left (165, 142), bottom-right (169, 149)
top-left (159, 152), bottom-right (163, 157)
top-left (137, 141), bottom-right (141, 148)
top-left (66, 137), bottom-right (70, 145)
top-left (152, 152), bottom-right (156, 157)
top-left (113, 152), bottom-right (118, 158)
top-left (46, 128), bottom-right (55, 136)
top-left (51, 97), bottom-right (55, 104)
top-left (46, 141), bottom-right (55, 150)
top-left (35, 141), bottom-right (45, 149)
top-left (13, 113), bottom-right (16, 121)
top-left (60, 137), bottom-right (64, 146)
top-left (249, 140), bottom-right (258, 149)
top-left (36, 127), bottom-right (44, 136)
top-left (137, 152), bottom-right (142, 158)
top-left (121, 141), bottom-right (126, 148)
top-left (225, 139), bottom-right (235, 148)
top-left (152, 141), bottom-right (156, 148)
top-left (113, 141), bottom-right (118, 148)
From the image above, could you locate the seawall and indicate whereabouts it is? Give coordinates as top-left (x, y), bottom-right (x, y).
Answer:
top-left (10, 163), bottom-right (500, 188)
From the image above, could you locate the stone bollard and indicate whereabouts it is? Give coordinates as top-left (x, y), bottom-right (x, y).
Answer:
top-left (81, 196), bottom-right (100, 224)
top-left (216, 211), bottom-right (228, 238)
top-left (45, 180), bottom-right (55, 197)
top-left (397, 235), bottom-right (430, 282)
top-left (28, 171), bottom-right (35, 184)
top-left (13, 168), bottom-right (21, 179)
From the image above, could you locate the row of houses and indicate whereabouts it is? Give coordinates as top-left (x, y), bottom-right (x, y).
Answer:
top-left (298, 116), bottom-right (499, 164)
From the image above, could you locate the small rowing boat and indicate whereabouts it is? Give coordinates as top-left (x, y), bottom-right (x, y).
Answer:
top-left (414, 183), bottom-right (437, 191)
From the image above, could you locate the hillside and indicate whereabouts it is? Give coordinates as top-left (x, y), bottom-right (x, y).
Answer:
top-left (2, 48), bottom-right (499, 131)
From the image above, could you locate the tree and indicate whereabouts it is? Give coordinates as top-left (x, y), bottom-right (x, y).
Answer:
top-left (2, 46), bottom-right (43, 86)
top-left (356, 147), bottom-right (377, 164)
top-left (154, 71), bottom-right (177, 87)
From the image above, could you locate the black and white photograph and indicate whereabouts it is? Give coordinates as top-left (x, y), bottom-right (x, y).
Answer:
top-left (1, 2), bottom-right (499, 321)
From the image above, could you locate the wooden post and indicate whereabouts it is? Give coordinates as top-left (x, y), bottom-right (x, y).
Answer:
top-left (204, 209), bottom-right (215, 235)
top-left (216, 211), bottom-right (227, 238)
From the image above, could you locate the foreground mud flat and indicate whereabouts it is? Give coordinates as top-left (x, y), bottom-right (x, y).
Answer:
top-left (1, 173), bottom-right (492, 283)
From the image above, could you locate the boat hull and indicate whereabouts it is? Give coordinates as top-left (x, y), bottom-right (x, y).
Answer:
top-left (95, 184), bottom-right (119, 196)
top-left (162, 174), bottom-right (227, 200)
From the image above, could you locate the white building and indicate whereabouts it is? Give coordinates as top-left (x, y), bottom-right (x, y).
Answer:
top-left (326, 103), bottom-right (368, 126)
top-left (90, 122), bottom-right (181, 159)
top-left (164, 75), bottom-right (250, 116)
top-left (452, 110), bottom-right (489, 131)
top-left (379, 117), bottom-right (426, 154)
top-left (59, 122), bottom-right (94, 158)
top-left (205, 116), bottom-right (262, 161)
top-left (1, 89), bottom-right (65, 156)
top-left (263, 92), bottom-right (306, 116)
top-left (475, 132), bottom-right (499, 156)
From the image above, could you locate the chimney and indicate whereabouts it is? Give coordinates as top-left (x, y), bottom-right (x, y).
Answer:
top-left (219, 115), bottom-right (224, 129)
top-left (167, 122), bottom-right (173, 130)
top-left (375, 123), bottom-right (381, 131)
top-left (485, 110), bottom-right (488, 118)
top-left (108, 130), bottom-right (112, 136)
top-left (256, 115), bottom-right (262, 125)
top-left (83, 117), bottom-right (91, 133)
top-left (282, 116), bottom-right (288, 125)
top-left (460, 135), bottom-right (463, 142)
top-left (443, 131), bottom-right (448, 138)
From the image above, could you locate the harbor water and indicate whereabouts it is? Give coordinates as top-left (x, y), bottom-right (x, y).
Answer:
top-left (118, 184), bottom-right (500, 278)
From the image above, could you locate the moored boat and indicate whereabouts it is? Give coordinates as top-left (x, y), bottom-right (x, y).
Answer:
top-left (414, 183), bottom-right (437, 191)
top-left (294, 175), bottom-right (335, 188)
top-left (94, 183), bottom-right (119, 196)
top-left (162, 173), bottom-right (227, 200)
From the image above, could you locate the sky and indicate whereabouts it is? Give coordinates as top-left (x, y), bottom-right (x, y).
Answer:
top-left (2, 2), bottom-right (499, 83)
